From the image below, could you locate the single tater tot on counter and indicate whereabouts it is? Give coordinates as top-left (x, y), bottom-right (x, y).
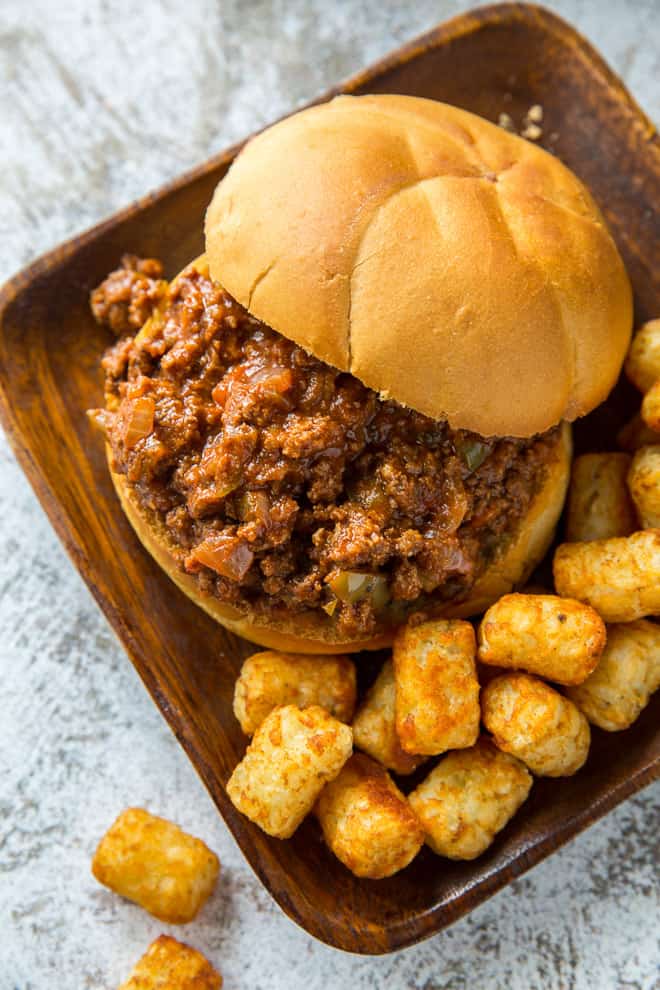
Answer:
top-left (91, 809), bottom-right (219, 924)
top-left (408, 737), bottom-right (532, 860)
top-left (351, 659), bottom-right (425, 775)
top-left (118, 935), bottom-right (222, 990)
top-left (315, 753), bottom-right (424, 878)
top-left (617, 413), bottom-right (660, 453)
top-left (641, 379), bottom-right (660, 431)
top-left (227, 704), bottom-right (352, 838)
top-left (567, 620), bottom-right (660, 731)
top-left (393, 619), bottom-right (479, 756)
top-left (628, 446), bottom-right (660, 529)
top-left (477, 593), bottom-right (606, 685)
top-left (566, 452), bottom-right (636, 541)
top-left (233, 650), bottom-right (356, 735)
top-left (481, 673), bottom-right (590, 777)
top-left (625, 319), bottom-right (660, 393)
top-left (553, 530), bottom-right (660, 622)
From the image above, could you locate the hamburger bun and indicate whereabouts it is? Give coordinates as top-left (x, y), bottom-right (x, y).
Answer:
top-left (206, 94), bottom-right (632, 438)
top-left (99, 94), bottom-right (631, 652)
top-left (110, 419), bottom-right (571, 653)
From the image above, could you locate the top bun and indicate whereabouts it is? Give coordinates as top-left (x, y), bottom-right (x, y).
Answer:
top-left (205, 94), bottom-right (632, 437)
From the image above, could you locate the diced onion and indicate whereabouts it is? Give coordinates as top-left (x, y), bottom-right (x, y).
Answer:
top-left (123, 396), bottom-right (155, 448)
top-left (249, 366), bottom-right (293, 392)
top-left (237, 491), bottom-right (269, 521)
top-left (190, 537), bottom-right (254, 581)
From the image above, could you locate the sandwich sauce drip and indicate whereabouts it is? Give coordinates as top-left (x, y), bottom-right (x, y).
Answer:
top-left (90, 257), bottom-right (558, 638)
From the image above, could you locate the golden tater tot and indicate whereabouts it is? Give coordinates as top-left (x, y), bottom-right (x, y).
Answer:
top-left (408, 738), bottom-right (532, 860)
top-left (553, 529), bottom-right (660, 622)
top-left (617, 413), bottom-right (660, 453)
top-left (119, 935), bottom-right (222, 990)
top-left (477, 593), bottom-right (605, 685)
top-left (351, 659), bottom-right (425, 775)
top-left (567, 620), bottom-right (660, 731)
top-left (91, 809), bottom-right (219, 924)
top-left (233, 650), bottom-right (356, 735)
top-left (566, 452), bottom-right (636, 541)
top-left (315, 753), bottom-right (424, 878)
top-left (628, 446), bottom-right (660, 528)
top-left (641, 379), bottom-right (660, 431)
top-left (625, 319), bottom-right (660, 393)
top-left (481, 673), bottom-right (590, 777)
top-left (393, 619), bottom-right (480, 756)
top-left (227, 705), bottom-right (352, 838)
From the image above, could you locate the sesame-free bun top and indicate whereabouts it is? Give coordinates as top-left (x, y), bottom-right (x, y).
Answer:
top-left (205, 94), bottom-right (632, 438)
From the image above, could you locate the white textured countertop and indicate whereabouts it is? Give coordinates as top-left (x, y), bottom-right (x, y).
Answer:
top-left (1, 1), bottom-right (658, 987)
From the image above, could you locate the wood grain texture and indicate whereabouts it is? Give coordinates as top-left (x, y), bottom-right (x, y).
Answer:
top-left (0, 3), bottom-right (658, 954)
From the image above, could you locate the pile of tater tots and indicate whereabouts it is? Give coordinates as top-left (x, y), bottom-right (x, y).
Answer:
top-left (226, 317), bottom-right (660, 879)
top-left (92, 321), bottom-right (660, 987)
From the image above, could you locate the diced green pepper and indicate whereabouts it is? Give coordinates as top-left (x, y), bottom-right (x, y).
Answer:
top-left (457, 439), bottom-right (491, 473)
top-left (328, 571), bottom-right (391, 609)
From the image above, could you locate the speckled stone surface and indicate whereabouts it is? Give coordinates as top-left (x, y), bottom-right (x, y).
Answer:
top-left (1, 1), bottom-right (658, 987)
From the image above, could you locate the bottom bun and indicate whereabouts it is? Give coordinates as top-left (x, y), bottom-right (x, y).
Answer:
top-left (109, 423), bottom-right (571, 653)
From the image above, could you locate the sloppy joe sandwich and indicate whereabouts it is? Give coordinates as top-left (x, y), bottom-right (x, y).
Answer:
top-left (89, 94), bottom-right (632, 652)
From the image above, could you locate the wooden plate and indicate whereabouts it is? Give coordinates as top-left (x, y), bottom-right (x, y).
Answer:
top-left (0, 3), bottom-right (658, 954)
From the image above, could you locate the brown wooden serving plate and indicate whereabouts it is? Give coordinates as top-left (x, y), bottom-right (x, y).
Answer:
top-left (1, 3), bottom-right (658, 954)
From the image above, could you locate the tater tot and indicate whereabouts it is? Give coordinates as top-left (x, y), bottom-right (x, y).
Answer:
top-left (91, 809), bottom-right (219, 924)
top-left (393, 619), bottom-right (480, 756)
top-left (408, 738), bottom-right (532, 860)
top-left (315, 753), bottom-right (424, 878)
top-left (628, 446), bottom-right (660, 528)
top-left (625, 319), bottom-right (660, 393)
top-left (617, 413), bottom-right (660, 453)
top-left (567, 620), bottom-right (660, 731)
top-left (227, 705), bottom-right (352, 838)
top-left (481, 673), bottom-right (590, 776)
top-left (119, 935), bottom-right (222, 990)
top-left (477, 593), bottom-right (606, 685)
top-left (566, 453), bottom-right (636, 541)
top-left (233, 650), bottom-right (356, 735)
top-left (553, 529), bottom-right (660, 622)
top-left (641, 379), bottom-right (660, 431)
top-left (351, 659), bottom-right (425, 775)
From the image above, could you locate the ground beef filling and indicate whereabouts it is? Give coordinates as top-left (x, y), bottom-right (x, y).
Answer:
top-left (91, 257), bottom-right (558, 638)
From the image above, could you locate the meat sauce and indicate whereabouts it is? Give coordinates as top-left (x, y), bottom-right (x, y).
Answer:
top-left (91, 257), bottom-right (558, 638)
